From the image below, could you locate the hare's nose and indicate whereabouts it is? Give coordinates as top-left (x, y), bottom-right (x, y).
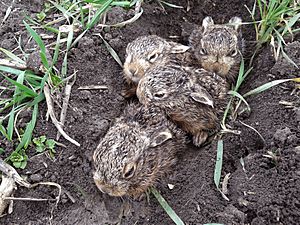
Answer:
top-left (128, 68), bottom-right (138, 76)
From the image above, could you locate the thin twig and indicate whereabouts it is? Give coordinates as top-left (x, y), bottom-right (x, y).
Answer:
top-left (56, 73), bottom-right (76, 140)
top-left (78, 85), bottom-right (108, 90)
top-left (239, 120), bottom-right (265, 143)
top-left (3, 197), bottom-right (56, 202)
top-left (44, 83), bottom-right (80, 146)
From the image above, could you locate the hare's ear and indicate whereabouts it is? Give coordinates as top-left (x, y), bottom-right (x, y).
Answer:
top-left (190, 93), bottom-right (214, 107)
top-left (190, 85), bottom-right (214, 108)
top-left (228, 17), bottom-right (242, 30)
top-left (169, 42), bottom-right (190, 54)
top-left (150, 129), bottom-right (173, 147)
top-left (202, 16), bottom-right (214, 31)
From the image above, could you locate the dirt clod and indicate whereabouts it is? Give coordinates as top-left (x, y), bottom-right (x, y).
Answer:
top-left (273, 127), bottom-right (292, 143)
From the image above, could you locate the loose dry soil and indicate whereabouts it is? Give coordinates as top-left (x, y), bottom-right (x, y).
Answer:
top-left (0, 0), bottom-right (299, 225)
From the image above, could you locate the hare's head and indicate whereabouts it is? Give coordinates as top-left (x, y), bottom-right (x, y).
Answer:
top-left (93, 106), bottom-right (177, 197)
top-left (124, 35), bottom-right (189, 85)
top-left (137, 66), bottom-right (214, 108)
top-left (189, 17), bottom-right (243, 82)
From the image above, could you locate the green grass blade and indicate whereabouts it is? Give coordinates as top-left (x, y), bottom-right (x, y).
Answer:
top-left (7, 107), bottom-right (15, 141)
top-left (52, 31), bottom-right (61, 66)
top-left (71, 29), bottom-right (88, 48)
top-left (214, 139), bottom-right (229, 200)
top-left (0, 123), bottom-right (9, 140)
top-left (48, 0), bottom-right (73, 21)
top-left (15, 103), bottom-right (39, 152)
top-left (281, 49), bottom-right (298, 69)
top-left (214, 140), bottom-right (223, 189)
top-left (111, 1), bottom-right (131, 7)
top-left (15, 70), bottom-right (26, 100)
top-left (2, 75), bottom-right (38, 97)
top-left (87, 0), bottom-right (114, 29)
top-left (23, 20), bottom-right (49, 69)
top-left (26, 93), bottom-right (45, 108)
top-left (228, 90), bottom-right (250, 112)
top-left (96, 34), bottom-right (123, 67)
top-left (221, 98), bottom-right (232, 129)
top-left (243, 78), bottom-right (293, 97)
top-left (62, 26), bottom-right (74, 77)
top-left (130, 0), bottom-right (139, 7)
top-left (234, 56), bottom-right (245, 91)
top-left (0, 48), bottom-right (26, 65)
top-left (150, 187), bottom-right (185, 225)
top-left (43, 25), bottom-right (60, 34)
top-left (0, 66), bottom-right (24, 75)
top-left (282, 13), bottom-right (300, 35)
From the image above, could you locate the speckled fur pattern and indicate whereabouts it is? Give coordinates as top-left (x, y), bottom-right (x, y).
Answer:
top-left (123, 35), bottom-right (191, 97)
top-left (189, 17), bottom-right (244, 85)
top-left (137, 65), bottom-right (218, 146)
top-left (93, 103), bottom-right (187, 198)
top-left (183, 66), bottom-right (230, 101)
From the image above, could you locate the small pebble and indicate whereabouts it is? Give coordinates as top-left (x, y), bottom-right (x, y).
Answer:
top-left (273, 127), bottom-right (292, 143)
top-left (30, 174), bottom-right (43, 182)
top-left (295, 109), bottom-right (300, 122)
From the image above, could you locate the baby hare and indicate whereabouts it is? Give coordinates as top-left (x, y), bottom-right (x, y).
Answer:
top-left (123, 35), bottom-right (191, 97)
top-left (137, 65), bottom-right (218, 147)
top-left (93, 103), bottom-right (186, 198)
top-left (189, 16), bottom-right (243, 84)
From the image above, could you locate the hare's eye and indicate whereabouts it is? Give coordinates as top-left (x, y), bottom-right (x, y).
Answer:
top-left (199, 48), bottom-right (207, 55)
top-left (154, 92), bottom-right (165, 98)
top-left (229, 49), bottom-right (238, 57)
top-left (123, 163), bottom-right (136, 179)
top-left (176, 78), bottom-right (184, 85)
top-left (148, 53), bottom-right (159, 63)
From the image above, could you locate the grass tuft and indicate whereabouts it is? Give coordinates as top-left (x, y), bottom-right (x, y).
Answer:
top-left (246, 0), bottom-right (300, 65)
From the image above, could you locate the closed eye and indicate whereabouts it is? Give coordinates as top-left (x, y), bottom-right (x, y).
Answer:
top-left (123, 163), bottom-right (136, 179)
top-left (148, 53), bottom-right (159, 63)
top-left (154, 92), bottom-right (165, 98)
top-left (229, 49), bottom-right (238, 57)
top-left (199, 48), bottom-right (207, 55)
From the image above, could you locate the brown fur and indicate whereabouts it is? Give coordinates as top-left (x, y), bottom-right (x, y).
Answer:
top-left (122, 35), bottom-right (191, 98)
top-left (189, 16), bottom-right (244, 85)
top-left (93, 103), bottom-right (186, 198)
top-left (137, 65), bottom-right (218, 146)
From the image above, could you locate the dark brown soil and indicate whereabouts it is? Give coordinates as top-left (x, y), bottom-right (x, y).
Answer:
top-left (1, 0), bottom-right (300, 225)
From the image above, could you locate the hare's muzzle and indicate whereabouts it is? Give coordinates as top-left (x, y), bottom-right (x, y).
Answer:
top-left (94, 178), bottom-right (127, 197)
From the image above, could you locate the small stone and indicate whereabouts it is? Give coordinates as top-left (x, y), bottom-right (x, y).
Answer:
top-left (294, 146), bottom-right (300, 154)
top-left (30, 174), bottom-right (43, 182)
top-left (79, 90), bottom-right (91, 100)
top-left (1, 38), bottom-right (15, 49)
top-left (104, 33), bottom-right (113, 41)
top-left (273, 127), bottom-right (292, 143)
top-left (109, 38), bottom-right (122, 50)
top-left (287, 134), bottom-right (297, 144)
top-left (295, 109), bottom-right (300, 122)
top-left (167, 184), bottom-right (175, 190)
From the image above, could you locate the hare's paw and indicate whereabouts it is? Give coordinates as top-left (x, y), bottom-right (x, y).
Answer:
top-left (121, 86), bottom-right (137, 98)
top-left (192, 131), bottom-right (208, 147)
